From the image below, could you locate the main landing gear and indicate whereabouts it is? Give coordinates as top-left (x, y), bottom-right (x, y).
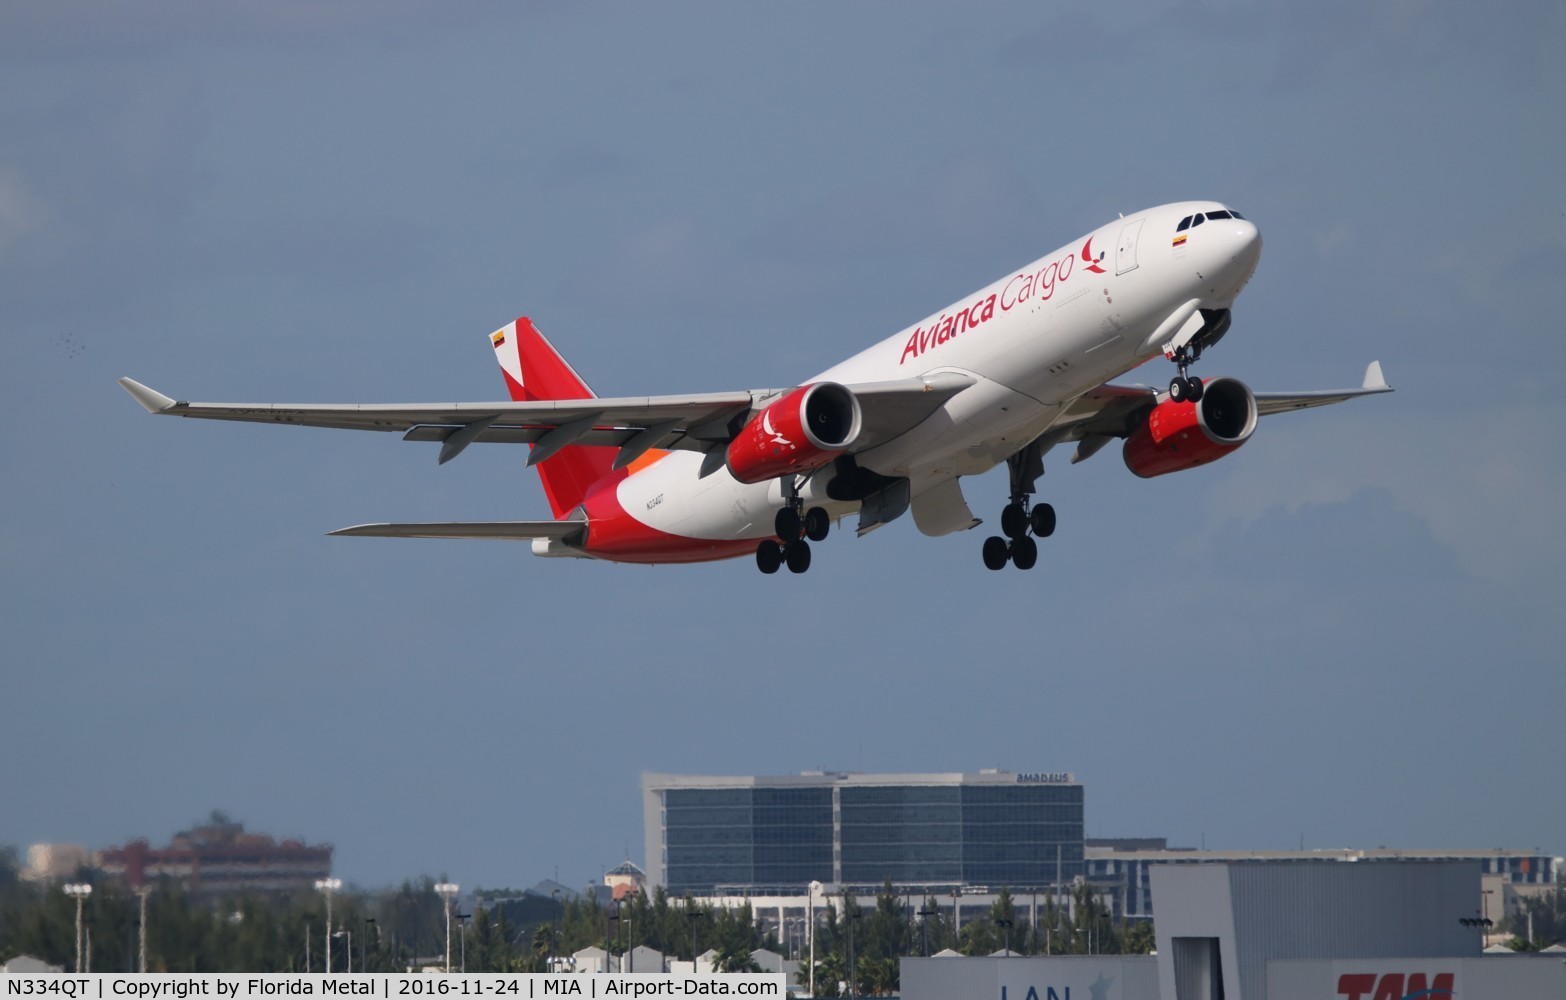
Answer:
top-left (756, 495), bottom-right (830, 575)
top-left (982, 498), bottom-right (1055, 571)
top-left (984, 441), bottom-right (1056, 571)
top-left (1166, 343), bottom-right (1205, 403)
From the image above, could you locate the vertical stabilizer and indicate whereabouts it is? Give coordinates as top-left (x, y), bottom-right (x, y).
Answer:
top-left (490, 317), bottom-right (622, 519)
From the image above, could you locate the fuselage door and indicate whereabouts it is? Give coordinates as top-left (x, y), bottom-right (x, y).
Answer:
top-left (1116, 218), bottom-right (1145, 275)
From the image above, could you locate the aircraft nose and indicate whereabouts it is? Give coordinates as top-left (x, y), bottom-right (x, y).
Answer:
top-left (1212, 218), bottom-right (1262, 299)
top-left (1233, 218), bottom-right (1261, 263)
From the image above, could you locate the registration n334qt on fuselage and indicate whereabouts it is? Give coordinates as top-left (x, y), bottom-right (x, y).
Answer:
top-left (120, 201), bottom-right (1391, 574)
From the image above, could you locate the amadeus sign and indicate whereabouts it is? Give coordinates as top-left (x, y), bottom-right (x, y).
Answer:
top-left (1016, 772), bottom-right (1074, 783)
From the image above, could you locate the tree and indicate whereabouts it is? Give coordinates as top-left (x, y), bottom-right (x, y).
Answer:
top-left (1505, 874), bottom-right (1566, 946)
top-left (713, 941), bottom-right (761, 973)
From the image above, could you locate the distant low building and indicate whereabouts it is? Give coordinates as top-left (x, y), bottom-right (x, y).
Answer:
top-left (96, 812), bottom-right (332, 895)
top-left (21, 844), bottom-right (92, 882)
top-left (1086, 842), bottom-right (1562, 923)
top-left (604, 860), bottom-right (646, 900)
top-left (3, 956), bottom-right (63, 974)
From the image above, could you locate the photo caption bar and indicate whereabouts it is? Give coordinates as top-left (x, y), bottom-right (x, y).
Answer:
top-left (0, 975), bottom-right (786, 1000)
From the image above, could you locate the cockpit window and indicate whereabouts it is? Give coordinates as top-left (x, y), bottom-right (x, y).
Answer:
top-left (1177, 216), bottom-right (1192, 232)
top-left (1206, 209), bottom-right (1232, 221)
top-left (1191, 213), bottom-right (1206, 227)
top-left (1229, 209), bottom-right (1244, 219)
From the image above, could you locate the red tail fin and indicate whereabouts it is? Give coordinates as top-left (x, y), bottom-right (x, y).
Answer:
top-left (490, 317), bottom-right (623, 519)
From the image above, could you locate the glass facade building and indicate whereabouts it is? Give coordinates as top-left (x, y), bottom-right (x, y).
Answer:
top-left (645, 771), bottom-right (1084, 895)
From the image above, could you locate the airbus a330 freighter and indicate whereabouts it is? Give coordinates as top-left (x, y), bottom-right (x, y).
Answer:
top-left (121, 201), bottom-right (1391, 574)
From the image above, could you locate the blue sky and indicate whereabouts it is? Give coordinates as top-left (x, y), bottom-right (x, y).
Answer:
top-left (3, 2), bottom-right (1562, 891)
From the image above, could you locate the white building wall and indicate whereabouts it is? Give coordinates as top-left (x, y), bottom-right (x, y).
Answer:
top-left (1268, 957), bottom-right (1566, 1000)
top-left (902, 956), bottom-right (1158, 1000)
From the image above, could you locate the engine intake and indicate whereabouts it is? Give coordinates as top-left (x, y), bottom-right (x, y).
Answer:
top-left (1123, 376), bottom-right (1257, 479)
top-left (725, 382), bottom-right (863, 485)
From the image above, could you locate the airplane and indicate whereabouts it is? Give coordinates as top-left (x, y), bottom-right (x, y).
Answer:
top-left (119, 201), bottom-right (1392, 574)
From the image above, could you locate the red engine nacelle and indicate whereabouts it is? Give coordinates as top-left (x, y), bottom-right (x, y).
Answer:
top-left (725, 382), bottom-right (862, 485)
top-left (1123, 376), bottom-right (1258, 478)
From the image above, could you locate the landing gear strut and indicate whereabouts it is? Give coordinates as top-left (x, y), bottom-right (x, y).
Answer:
top-left (983, 444), bottom-right (1056, 571)
top-left (1166, 343), bottom-right (1205, 403)
top-left (757, 479), bottom-right (829, 574)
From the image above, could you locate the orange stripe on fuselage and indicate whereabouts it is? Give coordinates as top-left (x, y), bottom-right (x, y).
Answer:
top-left (623, 449), bottom-right (671, 476)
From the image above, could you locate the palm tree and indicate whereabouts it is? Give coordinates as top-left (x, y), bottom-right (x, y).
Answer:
top-left (713, 942), bottom-right (761, 972)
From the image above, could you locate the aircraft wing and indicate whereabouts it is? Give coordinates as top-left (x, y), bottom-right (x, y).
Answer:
top-left (1041, 361), bottom-right (1393, 463)
top-left (118, 371), bottom-right (973, 468)
top-left (1252, 360), bottom-right (1392, 415)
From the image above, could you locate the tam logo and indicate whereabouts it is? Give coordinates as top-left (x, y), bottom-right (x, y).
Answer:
top-left (1337, 972), bottom-right (1455, 1000)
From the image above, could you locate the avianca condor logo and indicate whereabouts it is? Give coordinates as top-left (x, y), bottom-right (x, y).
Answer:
top-left (898, 237), bottom-right (1108, 365)
top-left (761, 410), bottom-right (792, 449)
top-left (1337, 972), bottom-right (1455, 1000)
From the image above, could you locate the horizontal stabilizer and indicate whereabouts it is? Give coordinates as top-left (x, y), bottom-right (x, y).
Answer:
top-left (328, 520), bottom-right (586, 542)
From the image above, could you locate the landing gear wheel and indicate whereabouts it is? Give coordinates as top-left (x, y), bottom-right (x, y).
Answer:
top-left (756, 540), bottom-right (782, 575)
top-left (785, 540), bottom-right (812, 574)
top-left (1030, 503), bottom-right (1056, 538)
top-left (1185, 376), bottom-right (1204, 403)
top-left (982, 536), bottom-right (1010, 571)
top-left (1168, 377), bottom-right (1187, 402)
top-left (775, 506), bottom-right (802, 541)
top-left (803, 506), bottom-right (830, 542)
top-left (1011, 535), bottom-right (1038, 570)
top-left (1001, 502), bottom-right (1029, 540)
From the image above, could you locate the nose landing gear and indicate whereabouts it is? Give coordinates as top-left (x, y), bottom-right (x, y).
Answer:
top-left (1166, 344), bottom-right (1205, 403)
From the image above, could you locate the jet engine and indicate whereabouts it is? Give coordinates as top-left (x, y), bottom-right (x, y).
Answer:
top-left (1122, 376), bottom-right (1258, 478)
top-left (725, 382), bottom-right (862, 485)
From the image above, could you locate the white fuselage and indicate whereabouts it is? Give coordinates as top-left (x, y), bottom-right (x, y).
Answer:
top-left (611, 202), bottom-right (1262, 543)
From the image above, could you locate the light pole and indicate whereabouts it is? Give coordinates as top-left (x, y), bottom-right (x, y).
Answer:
top-left (686, 907), bottom-right (701, 972)
top-left (807, 881), bottom-right (821, 998)
top-left (847, 910), bottom-right (861, 1000)
top-left (917, 904), bottom-right (936, 958)
top-left (315, 879), bottom-right (342, 973)
top-left (64, 884), bottom-right (92, 974)
top-left (136, 885), bottom-right (152, 973)
top-left (363, 918), bottom-right (376, 973)
top-left (457, 914), bottom-right (470, 974)
top-left (333, 930), bottom-right (351, 973)
top-left (606, 907), bottom-right (620, 973)
top-left (434, 883), bottom-right (460, 974)
top-left (550, 889), bottom-right (561, 970)
top-left (996, 917), bottom-right (1014, 956)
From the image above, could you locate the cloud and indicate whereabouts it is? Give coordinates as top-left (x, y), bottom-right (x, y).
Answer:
top-left (0, 168), bottom-right (44, 259)
top-left (1202, 404), bottom-right (1566, 588)
top-left (0, 2), bottom-right (490, 57)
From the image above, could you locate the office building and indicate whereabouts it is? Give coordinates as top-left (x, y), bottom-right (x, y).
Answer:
top-left (643, 769), bottom-right (1084, 895)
